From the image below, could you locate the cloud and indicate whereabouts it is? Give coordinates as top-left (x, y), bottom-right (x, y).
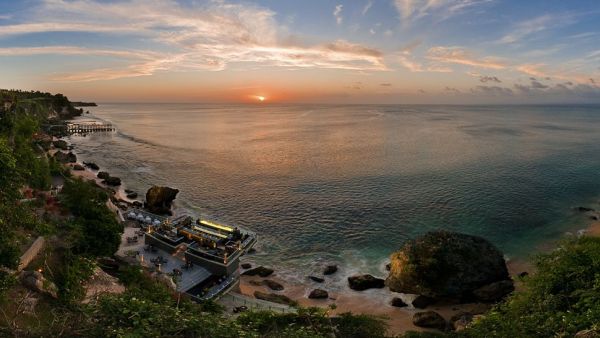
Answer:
top-left (362, 1), bottom-right (373, 15)
top-left (470, 85), bottom-right (513, 96)
top-left (530, 80), bottom-right (548, 89)
top-left (380, 83), bottom-right (392, 86)
top-left (334, 4), bottom-right (343, 25)
top-left (0, 0), bottom-right (387, 81)
top-left (393, 0), bottom-right (491, 24)
top-left (498, 14), bottom-right (578, 44)
top-left (444, 86), bottom-right (461, 93)
top-left (427, 46), bottom-right (506, 70)
top-left (479, 75), bottom-right (501, 83)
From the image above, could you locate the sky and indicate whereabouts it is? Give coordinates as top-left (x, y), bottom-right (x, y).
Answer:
top-left (0, 0), bottom-right (599, 104)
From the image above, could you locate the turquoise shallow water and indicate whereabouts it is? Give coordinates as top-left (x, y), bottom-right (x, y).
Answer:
top-left (71, 104), bottom-right (600, 282)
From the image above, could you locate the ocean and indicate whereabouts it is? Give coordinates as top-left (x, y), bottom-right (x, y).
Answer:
top-left (70, 103), bottom-right (600, 286)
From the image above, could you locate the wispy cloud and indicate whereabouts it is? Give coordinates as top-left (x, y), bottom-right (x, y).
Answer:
top-left (0, 0), bottom-right (386, 81)
top-left (362, 1), bottom-right (373, 15)
top-left (427, 46), bottom-right (506, 69)
top-left (334, 4), bottom-right (344, 25)
top-left (393, 0), bottom-right (491, 24)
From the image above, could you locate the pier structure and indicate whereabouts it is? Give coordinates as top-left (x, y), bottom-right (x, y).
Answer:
top-left (66, 121), bottom-right (115, 134)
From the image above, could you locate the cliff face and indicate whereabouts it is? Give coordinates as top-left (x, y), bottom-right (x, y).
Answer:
top-left (386, 230), bottom-right (510, 299)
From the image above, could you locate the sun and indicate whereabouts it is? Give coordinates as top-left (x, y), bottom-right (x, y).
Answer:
top-left (257, 96), bottom-right (265, 102)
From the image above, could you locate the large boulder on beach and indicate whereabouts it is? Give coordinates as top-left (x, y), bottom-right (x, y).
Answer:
top-left (308, 289), bottom-right (329, 299)
top-left (83, 161), bottom-right (100, 170)
top-left (472, 280), bottom-right (514, 302)
top-left (323, 265), bottom-right (338, 275)
top-left (145, 186), bottom-right (179, 215)
top-left (253, 291), bottom-right (296, 306)
top-left (413, 311), bottom-right (447, 330)
top-left (347, 274), bottom-right (385, 291)
top-left (97, 171), bottom-right (110, 180)
top-left (242, 266), bottom-right (274, 277)
top-left (386, 231), bottom-right (510, 299)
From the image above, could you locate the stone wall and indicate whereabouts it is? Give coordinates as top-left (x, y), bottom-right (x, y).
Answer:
top-left (18, 236), bottom-right (45, 271)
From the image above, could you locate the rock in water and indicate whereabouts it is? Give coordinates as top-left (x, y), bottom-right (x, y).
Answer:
top-left (97, 171), bottom-right (110, 180)
top-left (103, 176), bottom-right (121, 186)
top-left (126, 192), bottom-right (138, 199)
top-left (391, 297), bottom-right (408, 307)
top-left (241, 263), bottom-right (252, 269)
top-left (412, 311), bottom-right (447, 330)
top-left (308, 289), bottom-right (329, 299)
top-left (323, 265), bottom-right (338, 275)
top-left (84, 161), bottom-right (100, 170)
top-left (386, 231), bottom-right (510, 299)
top-left (52, 139), bottom-right (68, 150)
top-left (309, 276), bottom-right (325, 283)
top-left (145, 186), bottom-right (179, 215)
top-left (73, 164), bottom-right (85, 171)
top-left (347, 274), bottom-right (385, 291)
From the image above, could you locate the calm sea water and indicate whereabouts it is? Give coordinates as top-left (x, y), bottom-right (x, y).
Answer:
top-left (71, 104), bottom-right (600, 283)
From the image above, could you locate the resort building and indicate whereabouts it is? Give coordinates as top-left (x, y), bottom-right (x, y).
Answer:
top-left (125, 209), bottom-right (257, 301)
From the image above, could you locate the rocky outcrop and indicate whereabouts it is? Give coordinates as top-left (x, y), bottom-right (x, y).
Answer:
top-left (347, 274), bottom-right (385, 291)
top-left (20, 270), bottom-right (58, 298)
top-left (253, 291), bottom-right (296, 306)
top-left (450, 312), bottom-right (474, 332)
top-left (386, 231), bottom-right (510, 299)
top-left (103, 176), bottom-right (121, 186)
top-left (309, 276), bottom-right (324, 283)
top-left (73, 164), bottom-right (85, 171)
top-left (54, 151), bottom-right (77, 163)
top-left (126, 192), bottom-right (138, 199)
top-left (242, 266), bottom-right (274, 277)
top-left (145, 186), bottom-right (179, 215)
top-left (412, 295), bottom-right (436, 309)
top-left (576, 207), bottom-right (595, 212)
top-left (97, 171), bottom-right (110, 180)
top-left (472, 280), bottom-right (514, 302)
top-left (241, 263), bottom-right (252, 269)
top-left (575, 329), bottom-right (600, 338)
top-left (83, 161), bottom-right (100, 170)
top-left (391, 297), bottom-right (407, 307)
top-left (412, 311), bottom-right (447, 331)
top-left (52, 139), bottom-right (68, 150)
top-left (323, 265), bottom-right (338, 275)
top-left (82, 267), bottom-right (125, 304)
top-left (308, 289), bottom-right (329, 299)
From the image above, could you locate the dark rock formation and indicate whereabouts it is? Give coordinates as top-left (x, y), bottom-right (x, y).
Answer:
top-left (73, 164), bottom-right (85, 171)
top-left (145, 186), bottom-right (179, 215)
top-left (347, 274), bottom-right (385, 291)
top-left (97, 171), bottom-right (110, 180)
top-left (253, 291), bottom-right (296, 306)
top-left (309, 276), bottom-right (324, 283)
top-left (103, 176), bottom-right (122, 186)
top-left (472, 280), bottom-right (514, 302)
top-left (323, 265), bottom-right (338, 275)
top-left (52, 139), bottom-right (68, 150)
top-left (576, 207), bottom-right (595, 212)
top-left (242, 266), bottom-right (274, 277)
top-left (385, 263), bottom-right (391, 271)
top-left (241, 263), bottom-right (252, 269)
top-left (20, 271), bottom-right (58, 298)
top-left (126, 192), bottom-right (138, 199)
top-left (518, 271), bottom-right (529, 278)
top-left (391, 297), bottom-right (407, 307)
top-left (132, 201), bottom-right (143, 208)
top-left (54, 151), bottom-right (77, 163)
top-left (450, 312), bottom-right (474, 331)
top-left (263, 279), bottom-right (284, 291)
top-left (83, 161), bottom-right (100, 170)
top-left (386, 231), bottom-right (510, 299)
top-left (412, 295), bottom-right (436, 309)
top-left (412, 311), bottom-right (447, 331)
top-left (308, 289), bottom-right (329, 299)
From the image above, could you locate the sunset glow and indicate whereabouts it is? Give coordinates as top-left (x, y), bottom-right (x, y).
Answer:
top-left (0, 1), bottom-right (598, 103)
